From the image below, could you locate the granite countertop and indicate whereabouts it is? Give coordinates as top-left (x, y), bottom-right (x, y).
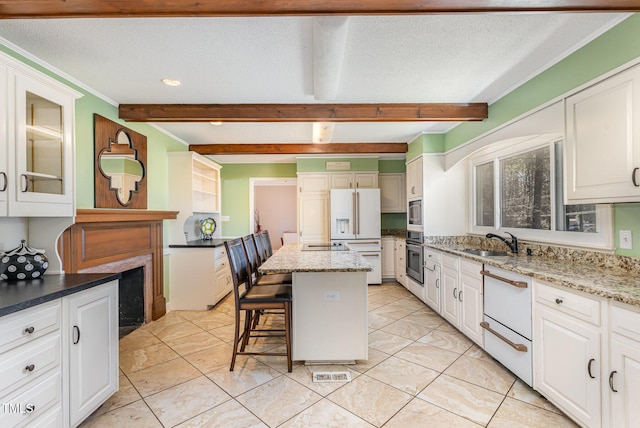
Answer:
top-left (425, 243), bottom-right (640, 307)
top-left (0, 272), bottom-right (121, 317)
top-left (259, 243), bottom-right (373, 274)
top-left (382, 229), bottom-right (407, 238)
top-left (169, 239), bottom-right (231, 248)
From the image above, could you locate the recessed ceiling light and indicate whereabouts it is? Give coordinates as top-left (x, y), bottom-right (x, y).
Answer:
top-left (161, 78), bottom-right (181, 87)
top-left (210, 121), bottom-right (223, 126)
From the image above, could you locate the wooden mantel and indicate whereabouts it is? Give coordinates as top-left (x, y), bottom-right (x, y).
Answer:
top-left (60, 209), bottom-right (178, 321)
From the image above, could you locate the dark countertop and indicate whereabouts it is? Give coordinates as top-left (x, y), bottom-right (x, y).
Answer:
top-left (0, 272), bottom-right (121, 318)
top-left (169, 238), bottom-right (232, 248)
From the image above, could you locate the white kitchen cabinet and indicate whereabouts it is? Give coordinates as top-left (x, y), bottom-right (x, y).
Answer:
top-left (564, 63), bottom-right (640, 204)
top-left (0, 52), bottom-right (81, 218)
top-left (381, 237), bottom-right (396, 279)
top-left (394, 238), bottom-right (406, 286)
top-left (424, 249), bottom-right (442, 313)
top-left (298, 174), bottom-right (330, 243)
top-left (534, 281), bottom-right (602, 428)
top-left (406, 156), bottom-right (423, 200)
top-left (440, 254), bottom-right (483, 346)
top-left (379, 173), bottom-right (406, 213)
top-left (169, 246), bottom-right (231, 310)
top-left (168, 152), bottom-right (222, 244)
top-left (608, 304), bottom-right (640, 428)
top-left (330, 172), bottom-right (378, 189)
top-left (298, 173), bottom-right (330, 193)
top-left (64, 280), bottom-right (118, 428)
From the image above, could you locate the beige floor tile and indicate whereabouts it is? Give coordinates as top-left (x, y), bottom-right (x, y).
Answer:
top-left (395, 342), bottom-right (461, 372)
top-left (127, 357), bottom-right (201, 397)
top-left (175, 400), bottom-right (267, 427)
top-left (367, 300), bottom-right (387, 311)
top-left (207, 358), bottom-right (282, 397)
top-left (119, 328), bottom-right (162, 354)
top-left (365, 356), bottom-right (439, 395)
top-left (380, 318), bottom-right (435, 340)
top-left (368, 330), bottom-right (413, 354)
top-left (192, 312), bottom-right (236, 330)
top-left (349, 347), bottom-right (391, 373)
top-left (165, 331), bottom-right (226, 356)
top-left (173, 310), bottom-right (210, 322)
top-left (252, 344), bottom-right (304, 373)
top-left (92, 373), bottom-right (141, 417)
top-left (368, 293), bottom-right (402, 305)
top-left (285, 364), bottom-right (361, 396)
top-left (280, 398), bottom-right (375, 428)
top-left (417, 375), bottom-right (504, 426)
top-left (388, 297), bottom-right (428, 311)
top-left (144, 376), bottom-right (231, 427)
top-left (79, 399), bottom-right (162, 428)
top-left (444, 355), bottom-right (516, 394)
top-left (435, 321), bottom-right (462, 334)
top-left (488, 397), bottom-right (578, 428)
top-left (119, 342), bottom-right (180, 374)
top-left (327, 374), bottom-right (412, 426)
top-left (418, 328), bottom-right (474, 353)
top-left (464, 344), bottom-right (496, 362)
top-left (368, 313), bottom-right (397, 329)
top-left (149, 320), bottom-right (204, 342)
top-left (508, 379), bottom-right (563, 414)
top-left (183, 342), bottom-right (236, 374)
top-left (144, 311), bottom-right (188, 334)
top-left (369, 304), bottom-right (416, 320)
top-left (384, 398), bottom-right (482, 428)
top-left (208, 323), bottom-right (236, 343)
top-left (236, 376), bottom-right (322, 427)
top-left (402, 312), bottom-right (446, 329)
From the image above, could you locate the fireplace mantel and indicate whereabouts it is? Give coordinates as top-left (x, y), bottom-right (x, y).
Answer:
top-left (60, 209), bottom-right (178, 321)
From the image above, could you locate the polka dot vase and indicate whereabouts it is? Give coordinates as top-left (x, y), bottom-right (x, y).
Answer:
top-left (0, 239), bottom-right (49, 281)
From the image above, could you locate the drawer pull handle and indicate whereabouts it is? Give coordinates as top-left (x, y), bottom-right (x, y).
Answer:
top-left (453, 287), bottom-right (457, 299)
top-left (24, 326), bottom-right (35, 334)
top-left (480, 270), bottom-right (528, 288)
top-left (633, 167), bottom-right (640, 187)
top-left (0, 172), bottom-right (6, 192)
top-left (555, 298), bottom-right (563, 304)
top-left (480, 321), bottom-right (528, 352)
top-left (458, 290), bottom-right (463, 302)
top-left (25, 364), bottom-right (35, 372)
top-left (73, 325), bottom-right (80, 345)
top-left (20, 174), bottom-right (29, 192)
top-left (587, 358), bottom-right (596, 379)
top-left (435, 278), bottom-right (439, 289)
top-left (609, 371), bottom-right (618, 392)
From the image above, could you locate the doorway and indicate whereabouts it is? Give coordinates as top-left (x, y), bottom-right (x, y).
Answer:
top-left (250, 178), bottom-right (297, 250)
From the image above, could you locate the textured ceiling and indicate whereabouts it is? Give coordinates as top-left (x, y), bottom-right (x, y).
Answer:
top-left (0, 13), bottom-right (629, 162)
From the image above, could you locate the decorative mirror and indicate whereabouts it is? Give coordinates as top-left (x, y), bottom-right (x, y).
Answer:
top-left (94, 114), bottom-right (147, 209)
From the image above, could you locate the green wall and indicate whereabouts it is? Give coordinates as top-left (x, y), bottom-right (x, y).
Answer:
top-left (378, 159), bottom-right (406, 173)
top-left (296, 157), bottom-right (379, 172)
top-left (379, 159), bottom-right (407, 229)
top-left (221, 163), bottom-right (297, 237)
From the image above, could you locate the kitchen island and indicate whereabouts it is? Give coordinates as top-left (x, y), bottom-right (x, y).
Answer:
top-left (259, 243), bottom-right (373, 363)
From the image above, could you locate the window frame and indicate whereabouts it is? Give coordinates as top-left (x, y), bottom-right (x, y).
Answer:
top-left (469, 137), bottom-right (613, 250)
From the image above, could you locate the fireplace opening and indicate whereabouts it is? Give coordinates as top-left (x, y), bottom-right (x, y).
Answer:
top-left (119, 266), bottom-right (145, 338)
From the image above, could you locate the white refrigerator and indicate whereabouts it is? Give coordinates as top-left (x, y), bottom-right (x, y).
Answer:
top-left (330, 188), bottom-right (382, 284)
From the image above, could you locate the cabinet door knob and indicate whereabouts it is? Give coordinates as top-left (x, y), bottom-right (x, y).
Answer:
top-left (0, 172), bottom-right (7, 192)
top-left (587, 358), bottom-right (596, 379)
top-left (25, 364), bottom-right (35, 372)
top-left (633, 167), bottom-right (640, 187)
top-left (24, 326), bottom-right (35, 334)
top-left (555, 298), bottom-right (563, 305)
top-left (609, 370), bottom-right (618, 392)
top-left (73, 325), bottom-right (81, 345)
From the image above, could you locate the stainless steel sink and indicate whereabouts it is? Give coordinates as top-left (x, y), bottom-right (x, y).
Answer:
top-left (462, 249), bottom-right (509, 257)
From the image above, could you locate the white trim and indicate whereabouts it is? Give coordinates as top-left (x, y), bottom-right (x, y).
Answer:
top-left (468, 137), bottom-right (614, 250)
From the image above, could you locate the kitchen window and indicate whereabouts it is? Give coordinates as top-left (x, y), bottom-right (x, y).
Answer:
top-left (470, 137), bottom-right (612, 249)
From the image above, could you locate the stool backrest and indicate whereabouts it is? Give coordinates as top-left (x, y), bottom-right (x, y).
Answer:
top-left (242, 234), bottom-right (261, 276)
top-left (253, 233), bottom-right (269, 264)
top-left (260, 230), bottom-right (273, 258)
top-left (225, 238), bottom-right (252, 299)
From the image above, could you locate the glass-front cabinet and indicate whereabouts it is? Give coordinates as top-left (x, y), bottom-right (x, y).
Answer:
top-left (7, 69), bottom-right (79, 216)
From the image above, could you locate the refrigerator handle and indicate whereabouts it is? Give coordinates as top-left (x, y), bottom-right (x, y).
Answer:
top-left (356, 191), bottom-right (360, 235)
top-left (352, 191), bottom-right (356, 236)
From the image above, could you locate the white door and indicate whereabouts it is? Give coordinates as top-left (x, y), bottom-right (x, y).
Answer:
top-left (610, 335), bottom-right (640, 428)
top-left (381, 238), bottom-right (395, 278)
top-left (329, 189), bottom-right (355, 240)
top-left (0, 64), bottom-right (7, 216)
top-left (66, 281), bottom-right (118, 427)
top-left (424, 264), bottom-right (441, 313)
top-left (534, 304), bottom-right (601, 428)
top-left (441, 265), bottom-right (459, 327)
top-left (354, 188), bottom-right (381, 239)
top-left (299, 192), bottom-right (329, 243)
top-left (459, 269), bottom-right (484, 347)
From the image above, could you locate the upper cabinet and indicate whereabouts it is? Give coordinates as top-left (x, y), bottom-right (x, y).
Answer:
top-left (565, 64), bottom-right (640, 204)
top-left (0, 53), bottom-right (81, 217)
top-left (406, 156), bottom-right (423, 200)
top-left (330, 172), bottom-right (378, 189)
top-left (379, 173), bottom-right (406, 213)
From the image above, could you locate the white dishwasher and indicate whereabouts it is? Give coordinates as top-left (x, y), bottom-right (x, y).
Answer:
top-left (481, 265), bottom-right (533, 386)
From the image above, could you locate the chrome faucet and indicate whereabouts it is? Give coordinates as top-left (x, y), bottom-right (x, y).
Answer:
top-left (486, 232), bottom-right (518, 254)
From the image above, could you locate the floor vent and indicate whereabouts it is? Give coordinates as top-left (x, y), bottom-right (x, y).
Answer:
top-left (312, 371), bottom-right (352, 383)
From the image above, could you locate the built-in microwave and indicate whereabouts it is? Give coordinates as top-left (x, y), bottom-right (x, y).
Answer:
top-left (408, 199), bottom-right (422, 226)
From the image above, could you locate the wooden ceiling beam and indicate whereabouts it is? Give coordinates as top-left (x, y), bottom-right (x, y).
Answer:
top-left (190, 143), bottom-right (408, 155)
top-left (119, 103), bottom-right (488, 123)
top-left (2, 1), bottom-right (640, 18)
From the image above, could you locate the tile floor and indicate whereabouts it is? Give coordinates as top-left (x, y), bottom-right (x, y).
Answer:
top-left (80, 282), bottom-right (578, 428)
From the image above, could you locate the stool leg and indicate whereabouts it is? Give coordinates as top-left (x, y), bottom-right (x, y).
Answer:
top-left (230, 307), bottom-right (242, 371)
top-left (285, 302), bottom-right (292, 373)
top-left (240, 310), bottom-right (253, 352)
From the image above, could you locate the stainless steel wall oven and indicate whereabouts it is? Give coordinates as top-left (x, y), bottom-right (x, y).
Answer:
top-left (408, 199), bottom-right (422, 227)
top-left (405, 231), bottom-right (424, 284)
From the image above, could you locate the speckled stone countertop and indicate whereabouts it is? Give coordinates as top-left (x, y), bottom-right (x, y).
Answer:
top-left (169, 239), bottom-right (230, 248)
top-left (259, 243), bottom-right (373, 274)
top-left (381, 229), bottom-right (406, 238)
top-left (425, 242), bottom-right (640, 307)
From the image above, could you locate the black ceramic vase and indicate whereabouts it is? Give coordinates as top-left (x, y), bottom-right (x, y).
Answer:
top-left (0, 240), bottom-right (49, 281)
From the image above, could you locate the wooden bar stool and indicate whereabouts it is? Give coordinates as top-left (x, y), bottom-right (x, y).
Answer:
top-left (248, 234), bottom-right (292, 285)
top-left (224, 238), bottom-right (292, 372)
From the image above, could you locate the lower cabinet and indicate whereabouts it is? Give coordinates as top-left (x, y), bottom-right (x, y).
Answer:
top-left (440, 254), bottom-right (483, 347)
top-left (424, 249), bottom-right (441, 313)
top-left (381, 237), bottom-right (396, 280)
top-left (0, 280), bottom-right (118, 428)
top-left (64, 281), bottom-right (118, 427)
top-left (394, 238), bottom-right (406, 286)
